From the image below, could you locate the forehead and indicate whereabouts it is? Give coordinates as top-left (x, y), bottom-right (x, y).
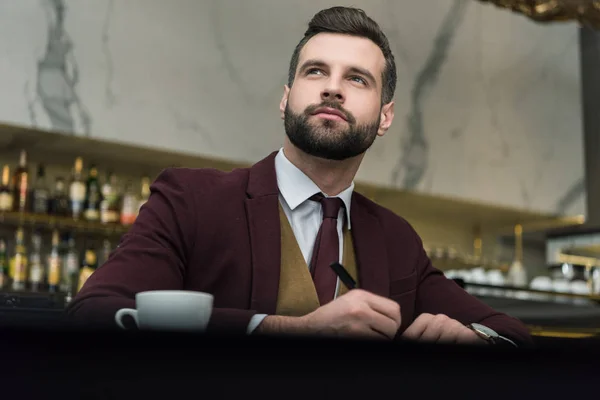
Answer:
top-left (298, 33), bottom-right (385, 82)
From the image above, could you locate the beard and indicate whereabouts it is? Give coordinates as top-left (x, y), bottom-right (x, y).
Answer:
top-left (284, 101), bottom-right (380, 161)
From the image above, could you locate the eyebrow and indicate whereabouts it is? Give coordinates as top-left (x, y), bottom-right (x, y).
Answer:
top-left (299, 58), bottom-right (378, 86)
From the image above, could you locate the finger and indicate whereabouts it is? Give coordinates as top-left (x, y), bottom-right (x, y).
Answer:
top-left (401, 313), bottom-right (432, 340)
top-left (363, 292), bottom-right (402, 327)
top-left (455, 326), bottom-right (486, 346)
top-left (347, 323), bottom-right (389, 341)
top-left (420, 320), bottom-right (444, 342)
top-left (364, 308), bottom-right (402, 340)
top-left (437, 320), bottom-right (465, 344)
top-left (419, 314), bottom-right (452, 342)
top-left (367, 327), bottom-right (394, 341)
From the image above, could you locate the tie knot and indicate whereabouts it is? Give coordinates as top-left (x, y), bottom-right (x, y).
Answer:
top-left (310, 193), bottom-right (344, 219)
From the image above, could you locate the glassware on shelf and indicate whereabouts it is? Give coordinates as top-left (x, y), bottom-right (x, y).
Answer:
top-left (120, 181), bottom-right (139, 226)
top-left (591, 268), bottom-right (600, 295)
top-left (507, 224), bottom-right (528, 288)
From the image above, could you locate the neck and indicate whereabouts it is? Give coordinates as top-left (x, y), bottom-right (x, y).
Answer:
top-left (282, 138), bottom-right (363, 196)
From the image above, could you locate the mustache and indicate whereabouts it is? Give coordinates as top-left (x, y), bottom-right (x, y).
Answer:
top-left (304, 101), bottom-right (356, 124)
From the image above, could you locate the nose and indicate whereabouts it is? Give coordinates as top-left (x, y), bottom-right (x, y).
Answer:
top-left (320, 80), bottom-right (344, 103)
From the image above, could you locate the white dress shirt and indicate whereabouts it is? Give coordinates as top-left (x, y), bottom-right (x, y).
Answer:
top-left (246, 148), bottom-right (354, 334)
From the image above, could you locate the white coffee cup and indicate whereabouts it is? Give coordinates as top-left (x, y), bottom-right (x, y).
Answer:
top-left (115, 290), bottom-right (214, 332)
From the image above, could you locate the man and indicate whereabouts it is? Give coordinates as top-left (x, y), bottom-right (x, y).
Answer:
top-left (68, 6), bottom-right (532, 347)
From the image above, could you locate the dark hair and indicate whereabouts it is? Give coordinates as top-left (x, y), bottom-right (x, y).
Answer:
top-left (287, 6), bottom-right (397, 104)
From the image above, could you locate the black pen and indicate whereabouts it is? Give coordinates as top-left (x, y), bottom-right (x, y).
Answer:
top-left (329, 262), bottom-right (356, 290)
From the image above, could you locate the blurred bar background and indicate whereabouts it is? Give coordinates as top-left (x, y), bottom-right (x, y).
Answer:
top-left (0, 0), bottom-right (600, 339)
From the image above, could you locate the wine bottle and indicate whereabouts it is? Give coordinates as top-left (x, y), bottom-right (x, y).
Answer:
top-left (28, 232), bottom-right (44, 292)
top-left (100, 172), bottom-right (120, 224)
top-left (77, 249), bottom-right (97, 293)
top-left (69, 157), bottom-right (85, 220)
top-left (0, 239), bottom-right (8, 289)
top-left (0, 165), bottom-right (13, 212)
top-left (12, 150), bottom-right (29, 213)
top-left (30, 164), bottom-right (50, 214)
top-left (49, 177), bottom-right (71, 217)
top-left (10, 228), bottom-right (28, 291)
top-left (138, 175), bottom-right (151, 211)
top-left (47, 230), bottom-right (62, 293)
top-left (83, 164), bottom-right (101, 221)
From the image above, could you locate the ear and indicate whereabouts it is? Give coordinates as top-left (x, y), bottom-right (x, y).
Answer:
top-left (377, 101), bottom-right (395, 137)
top-left (279, 85), bottom-right (291, 119)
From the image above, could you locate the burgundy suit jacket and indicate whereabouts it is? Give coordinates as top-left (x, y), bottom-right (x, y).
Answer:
top-left (67, 152), bottom-right (532, 345)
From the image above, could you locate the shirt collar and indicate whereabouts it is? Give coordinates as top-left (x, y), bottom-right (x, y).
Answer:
top-left (275, 148), bottom-right (353, 227)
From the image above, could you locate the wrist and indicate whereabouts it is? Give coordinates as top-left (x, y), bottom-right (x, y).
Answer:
top-left (255, 315), bottom-right (310, 335)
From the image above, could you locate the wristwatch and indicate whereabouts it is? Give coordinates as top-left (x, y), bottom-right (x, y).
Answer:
top-left (467, 323), bottom-right (517, 347)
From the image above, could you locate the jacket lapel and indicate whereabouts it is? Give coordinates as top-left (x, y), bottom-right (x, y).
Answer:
top-left (245, 152), bottom-right (281, 315)
top-left (350, 195), bottom-right (390, 298)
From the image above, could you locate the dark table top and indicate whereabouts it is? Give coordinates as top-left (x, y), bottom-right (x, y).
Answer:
top-left (2, 327), bottom-right (599, 398)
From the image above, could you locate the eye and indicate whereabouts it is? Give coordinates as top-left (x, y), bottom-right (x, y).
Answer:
top-left (350, 76), bottom-right (367, 85)
top-left (306, 68), bottom-right (324, 76)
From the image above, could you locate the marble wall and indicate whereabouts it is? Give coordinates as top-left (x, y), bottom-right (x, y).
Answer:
top-left (0, 0), bottom-right (586, 217)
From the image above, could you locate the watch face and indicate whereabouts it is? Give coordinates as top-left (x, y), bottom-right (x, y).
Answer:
top-left (471, 323), bottom-right (499, 338)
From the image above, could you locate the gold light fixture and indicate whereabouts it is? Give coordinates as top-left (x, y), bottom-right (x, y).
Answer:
top-left (477, 0), bottom-right (600, 29)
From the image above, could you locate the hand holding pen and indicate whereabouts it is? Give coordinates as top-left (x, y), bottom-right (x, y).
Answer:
top-left (286, 262), bottom-right (401, 339)
top-left (256, 261), bottom-right (401, 339)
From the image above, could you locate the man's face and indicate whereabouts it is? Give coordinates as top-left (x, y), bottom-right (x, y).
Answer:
top-left (281, 32), bottom-right (394, 161)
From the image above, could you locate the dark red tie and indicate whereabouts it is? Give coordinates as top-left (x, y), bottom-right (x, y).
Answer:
top-left (309, 193), bottom-right (344, 305)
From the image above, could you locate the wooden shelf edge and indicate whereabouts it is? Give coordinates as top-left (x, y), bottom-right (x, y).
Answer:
top-left (0, 210), bottom-right (130, 236)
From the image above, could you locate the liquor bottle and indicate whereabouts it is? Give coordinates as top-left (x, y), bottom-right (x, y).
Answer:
top-left (30, 164), bottom-right (50, 214)
top-left (83, 164), bottom-right (101, 221)
top-left (138, 176), bottom-right (151, 212)
top-left (12, 150), bottom-right (29, 212)
top-left (10, 228), bottom-right (28, 291)
top-left (120, 181), bottom-right (139, 225)
top-left (47, 230), bottom-right (62, 293)
top-left (98, 239), bottom-right (112, 266)
top-left (49, 177), bottom-right (71, 217)
top-left (28, 232), bottom-right (44, 292)
top-left (69, 157), bottom-right (86, 220)
top-left (61, 234), bottom-right (79, 300)
top-left (0, 239), bottom-right (8, 289)
top-left (77, 249), bottom-right (97, 293)
top-left (0, 165), bottom-right (13, 212)
top-left (100, 172), bottom-right (120, 224)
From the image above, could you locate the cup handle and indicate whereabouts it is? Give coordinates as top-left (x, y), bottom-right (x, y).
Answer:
top-left (115, 308), bottom-right (138, 330)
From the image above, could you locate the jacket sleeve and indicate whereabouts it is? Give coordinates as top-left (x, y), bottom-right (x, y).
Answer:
top-left (411, 230), bottom-right (534, 347)
top-left (66, 168), bottom-right (257, 334)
